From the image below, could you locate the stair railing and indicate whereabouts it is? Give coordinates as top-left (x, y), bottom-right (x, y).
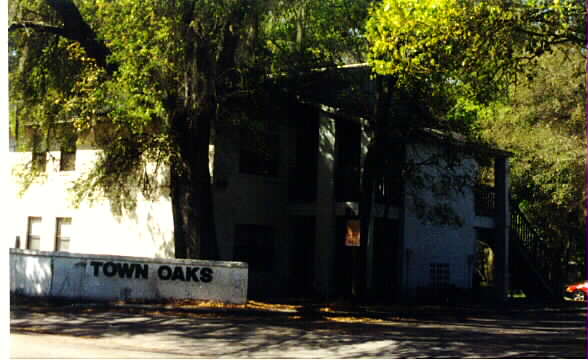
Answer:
top-left (510, 205), bottom-right (555, 297)
top-left (510, 206), bottom-right (549, 274)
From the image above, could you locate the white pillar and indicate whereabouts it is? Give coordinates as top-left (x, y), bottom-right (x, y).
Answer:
top-left (315, 111), bottom-right (337, 297)
top-left (494, 156), bottom-right (510, 301)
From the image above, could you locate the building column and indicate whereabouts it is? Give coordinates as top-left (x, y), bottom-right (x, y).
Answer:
top-left (494, 156), bottom-right (510, 301)
top-left (315, 111), bottom-right (337, 297)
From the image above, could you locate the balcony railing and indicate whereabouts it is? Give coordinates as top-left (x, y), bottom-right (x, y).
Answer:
top-left (474, 185), bottom-right (496, 216)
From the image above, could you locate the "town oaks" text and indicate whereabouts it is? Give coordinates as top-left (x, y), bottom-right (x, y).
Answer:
top-left (89, 261), bottom-right (213, 282)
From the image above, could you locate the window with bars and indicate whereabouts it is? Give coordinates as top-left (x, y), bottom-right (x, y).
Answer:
top-left (27, 217), bottom-right (42, 250)
top-left (429, 263), bottom-right (450, 288)
top-left (55, 217), bottom-right (72, 251)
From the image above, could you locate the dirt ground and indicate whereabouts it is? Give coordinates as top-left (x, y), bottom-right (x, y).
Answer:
top-left (10, 296), bottom-right (587, 358)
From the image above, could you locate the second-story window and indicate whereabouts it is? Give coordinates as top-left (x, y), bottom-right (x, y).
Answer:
top-left (239, 118), bottom-right (279, 176)
top-left (59, 124), bottom-right (77, 171)
top-left (288, 107), bottom-right (319, 203)
top-left (335, 119), bottom-right (361, 202)
top-left (59, 141), bottom-right (76, 171)
top-left (31, 132), bottom-right (47, 172)
top-left (375, 144), bottom-right (404, 206)
top-left (474, 163), bottom-right (496, 216)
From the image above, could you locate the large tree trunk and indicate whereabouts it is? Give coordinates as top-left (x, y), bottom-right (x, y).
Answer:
top-left (170, 103), bottom-right (218, 260)
top-left (357, 75), bottom-right (394, 300)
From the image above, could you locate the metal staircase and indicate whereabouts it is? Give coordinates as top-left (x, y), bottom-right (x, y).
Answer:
top-left (509, 206), bottom-right (558, 301)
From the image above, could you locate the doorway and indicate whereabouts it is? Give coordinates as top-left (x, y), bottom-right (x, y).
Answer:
top-left (372, 218), bottom-right (400, 301)
top-left (289, 216), bottom-right (316, 296)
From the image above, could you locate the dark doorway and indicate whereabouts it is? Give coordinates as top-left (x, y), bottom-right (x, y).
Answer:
top-left (372, 218), bottom-right (400, 301)
top-left (334, 217), bottom-right (355, 297)
top-left (289, 216), bottom-right (316, 296)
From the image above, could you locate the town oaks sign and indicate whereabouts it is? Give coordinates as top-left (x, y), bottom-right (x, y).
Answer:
top-left (10, 249), bottom-right (248, 303)
top-left (89, 261), bottom-right (214, 283)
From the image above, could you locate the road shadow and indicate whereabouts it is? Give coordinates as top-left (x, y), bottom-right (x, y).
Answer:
top-left (10, 297), bottom-right (587, 358)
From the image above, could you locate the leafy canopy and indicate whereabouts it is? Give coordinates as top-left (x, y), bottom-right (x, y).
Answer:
top-left (477, 45), bottom-right (586, 245)
top-left (366, 0), bottom-right (586, 103)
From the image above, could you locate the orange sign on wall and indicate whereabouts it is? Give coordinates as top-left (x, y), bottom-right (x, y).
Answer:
top-left (345, 220), bottom-right (360, 247)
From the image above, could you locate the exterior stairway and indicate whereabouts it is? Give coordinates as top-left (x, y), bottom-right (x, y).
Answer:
top-left (509, 206), bottom-right (559, 301)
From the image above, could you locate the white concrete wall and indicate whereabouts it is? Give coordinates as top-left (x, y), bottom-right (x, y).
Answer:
top-left (402, 144), bottom-right (478, 293)
top-left (8, 150), bottom-right (175, 258)
top-left (10, 249), bottom-right (248, 303)
top-left (10, 251), bottom-right (53, 296)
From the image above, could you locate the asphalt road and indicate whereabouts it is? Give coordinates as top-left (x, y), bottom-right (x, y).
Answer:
top-left (10, 302), bottom-right (587, 358)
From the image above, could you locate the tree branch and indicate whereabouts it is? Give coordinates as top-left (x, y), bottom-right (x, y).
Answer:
top-left (10, 0), bottom-right (117, 75)
top-left (45, 0), bottom-right (116, 74)
top-left (8, 22), bottom-right (67, 36)
top-left (514, 26), bottom-right (585, 47)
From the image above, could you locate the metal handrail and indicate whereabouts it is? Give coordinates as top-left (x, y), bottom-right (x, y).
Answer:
top-left (510, 206), bottom-right (549, 273)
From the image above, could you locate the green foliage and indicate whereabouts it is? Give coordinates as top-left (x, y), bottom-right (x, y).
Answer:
top-left (263, 0), bottom-right (371, 73)
top-left (9, 0), bottom-right (179, 205)
top-left (365, 0), bottom-right (585, 237)
top-left (477, 45), bottom-right (586, 263)
top-left (366, 0), bottom-right (585, 104)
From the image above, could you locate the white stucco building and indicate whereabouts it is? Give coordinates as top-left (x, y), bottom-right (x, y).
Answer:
top-left (8, 148), bottom-right (176, 259)
top-left (8, 97), bottom-right (511, 301)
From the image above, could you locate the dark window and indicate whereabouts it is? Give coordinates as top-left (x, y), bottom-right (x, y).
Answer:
top-left (31, 131), bottom-right (47, 172)
top-left (55, 217), bottom-right (72, 251)
top-left (335, 119), bottom-right (361, 202)
top-left (60, 150), bottom-right (76, 171)
top-left (474, 163), bottom-right (496, 216)
top-left (239, 124), bottom-right (279, 176)
top-left (59, 128), bottom-right (77, 171)
top-left (375, 144), bottom-right (404, 206)
top-left (60, 145), bottom-right (76, 171)
top-left (234, 225), bottom-right (274, 272)
top-left (32, 151), bottom-right (47, 172)
top-left (27, 217), bottom-right (42, 250)
top-left (288, 107), bottom-right (318, 202)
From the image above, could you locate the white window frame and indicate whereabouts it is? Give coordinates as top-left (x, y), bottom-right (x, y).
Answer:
top-left (55, 217), bottom-right (72, 251)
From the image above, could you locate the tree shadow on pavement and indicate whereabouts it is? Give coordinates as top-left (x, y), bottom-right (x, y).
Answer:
top-left (10, 300), bottom-right (587, 359)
